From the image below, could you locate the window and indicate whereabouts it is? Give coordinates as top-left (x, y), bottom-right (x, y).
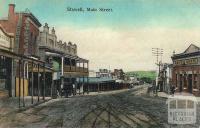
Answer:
top-left (28, 32), bottom-right (33, 54)
top-left (33, 36), bottom-right (37, 54)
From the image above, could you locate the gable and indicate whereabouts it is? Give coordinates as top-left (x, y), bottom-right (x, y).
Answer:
top-left (184, 44), bottom-right (200, 54)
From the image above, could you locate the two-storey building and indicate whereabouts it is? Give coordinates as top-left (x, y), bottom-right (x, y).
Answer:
top-left (0, 4), bottom-right (52, 102)
top-left (0, 4), bottom-right (41, 56)
top-left (0, 25), bottom-right (14, 98)
top-left (38, 23), bottom-right (89, 96)
top-left (172, 44), bottom-right (200, 95)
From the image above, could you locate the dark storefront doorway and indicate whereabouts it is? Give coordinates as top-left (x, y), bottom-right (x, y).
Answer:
top-left (188, 74), bottom-right (193, 93)
top-left (179, 74), bottom-right (183, 92)
top-left (0, 56), bottom-right (12, 96)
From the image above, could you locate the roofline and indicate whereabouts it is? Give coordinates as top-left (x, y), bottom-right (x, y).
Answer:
top-left (16, 12), bottom-right (41, 27)
top-left (183, 43), bottom-right (200, 53)
top-left (171, 51), bottom-right (200, 60)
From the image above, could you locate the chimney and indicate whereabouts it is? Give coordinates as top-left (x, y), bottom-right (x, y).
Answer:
top-left (8, 4), bottom-right (15, 18)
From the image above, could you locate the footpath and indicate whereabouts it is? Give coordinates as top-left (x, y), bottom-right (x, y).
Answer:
top-left (0, 96), bottom-right (51, 116)
top-left (157, 91), bottom-right (200, 102)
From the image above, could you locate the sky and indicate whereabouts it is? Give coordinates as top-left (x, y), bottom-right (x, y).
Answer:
top-left (1, 0), bottom-right (200, 71)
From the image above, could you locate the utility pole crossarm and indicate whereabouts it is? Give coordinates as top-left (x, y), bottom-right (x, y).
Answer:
top-left (152, 48), bottom-right (164, 64)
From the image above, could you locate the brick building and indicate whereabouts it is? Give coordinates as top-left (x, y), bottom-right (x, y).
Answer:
top-left (0, 4), bottom-right (88, 98)
top-left (172, 44), bottom-right (200, 95)
top-left (0, 25), bottom-right (14, 97)
top-left (0, 4), bottom-right (41, 56)
top-left (0, 4), bottom-right (47, 99)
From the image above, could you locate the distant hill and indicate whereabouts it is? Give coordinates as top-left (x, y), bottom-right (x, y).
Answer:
top-left (126, 71), bottom-right (157, 81)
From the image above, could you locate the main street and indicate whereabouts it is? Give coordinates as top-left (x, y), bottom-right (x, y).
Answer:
top-left (0, 85), bottom-right (199, 128)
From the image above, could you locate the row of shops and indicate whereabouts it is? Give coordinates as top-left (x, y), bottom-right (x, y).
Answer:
top-left (0, 4), bottom-right (130, 103)
top-left (80, 77), bottom-right (130, 92)
top-left (0, 4), bottom-right (89, 104)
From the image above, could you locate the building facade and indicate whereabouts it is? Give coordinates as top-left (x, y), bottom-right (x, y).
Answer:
top-left (0, 25), bottom-right (14, 98)
top-left (0, 4), bottom-right (41, 56)
top-left (0, 4), bottom-right (89, 98)
top-left (112, 69), bottom-right (125, 80)
top-left (157, 63), bottom-right (172, 93)
top-left (172, 44), bottom-right (200, 95)
top-left (0, 4), bottom-right (43, 98)
top-left (96, 69), bottom-right (112, 78)
top-left (38, 23), bottom-right (89, 96)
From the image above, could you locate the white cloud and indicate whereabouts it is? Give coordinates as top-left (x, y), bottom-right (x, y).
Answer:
top-left (55, 26), bottom-right (200, 71)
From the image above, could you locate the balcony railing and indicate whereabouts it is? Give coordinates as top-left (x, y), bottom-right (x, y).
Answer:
top-left (63, 65), bottom-right (88, 73)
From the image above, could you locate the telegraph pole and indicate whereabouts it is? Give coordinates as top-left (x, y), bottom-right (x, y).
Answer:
top-left (152, 48), bottom-right (163, 96)
top-left (152, 48), bottom-right (163, 65)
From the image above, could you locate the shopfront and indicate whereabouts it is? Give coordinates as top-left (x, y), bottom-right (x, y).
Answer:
top-left (172, 44), bottom-right (200, 95)
top-left (0, 25), bottom-right (14, 97)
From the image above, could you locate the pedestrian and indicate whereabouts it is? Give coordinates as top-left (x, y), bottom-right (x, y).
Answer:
top-left (152, 81), bottom-right (156, 95)
top-left (57, 90), bottom-right (60, 97)
top-left (72, 83), bottom-right (75, 95)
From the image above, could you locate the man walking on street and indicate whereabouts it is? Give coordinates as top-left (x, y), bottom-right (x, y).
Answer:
top-left (72, 83), bottom-right (75, 95)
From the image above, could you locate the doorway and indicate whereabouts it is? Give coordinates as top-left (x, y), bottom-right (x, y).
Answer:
top-left (179, 74), bottom-right (183, 92)
top-left (188, 74), bottom-right (192, 93)
top-left (0, 56), bottom-right (12, 96)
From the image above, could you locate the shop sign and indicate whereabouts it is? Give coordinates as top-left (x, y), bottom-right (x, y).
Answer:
top-left (174, 58), bottom-right (198, 65)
